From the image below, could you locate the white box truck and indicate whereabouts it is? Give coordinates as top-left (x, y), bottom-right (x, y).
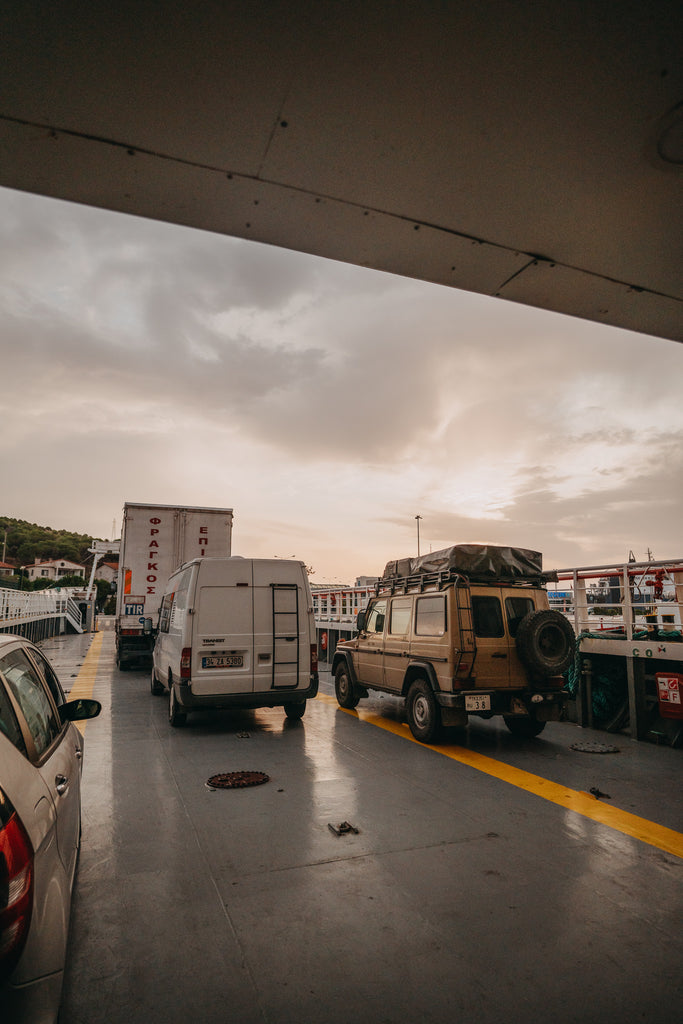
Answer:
top-left (116, 503), bottom-right (233, 670)
top-left (151, 556), bottom-right (319, 725)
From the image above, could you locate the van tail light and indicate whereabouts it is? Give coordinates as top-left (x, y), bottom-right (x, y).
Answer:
top-left (180, 648), bottom-right (192, 680)
top-left (0, 789), bottom-right (34, 980)
top-left (310, 644), bottom-right (318, 673)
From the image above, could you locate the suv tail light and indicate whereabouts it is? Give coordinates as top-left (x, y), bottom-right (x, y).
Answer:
top-left (180, 648), bottom-right (192, 680)
top-left (0, 788), bottom-right (34, 980)
top-left (310, 644), bottom-right (318, 674)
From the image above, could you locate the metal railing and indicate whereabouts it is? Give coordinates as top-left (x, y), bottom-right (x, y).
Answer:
top-left (552, 559), bottom-right (683, 643)
top-left (0, 586), bottom-right (83, 634)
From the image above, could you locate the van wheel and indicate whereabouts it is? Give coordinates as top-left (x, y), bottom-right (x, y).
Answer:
top-left (516, 610), bottom-right (575, 676)
top-left (151, 668), bottom-right (164, 696)
top-left (335, 663), bottom-right (360, 709)
top-left (169, 685), bottom-right (187, 727)
top-left (407, 679), bottom-right (441, 743)
top-left (504, 714), bottom-right (546, 738)
top-left (284, 701), bottom-right (306, 720)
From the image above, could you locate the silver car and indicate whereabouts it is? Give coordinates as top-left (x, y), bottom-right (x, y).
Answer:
top-left (0, 634), bottom-right (100, 1022)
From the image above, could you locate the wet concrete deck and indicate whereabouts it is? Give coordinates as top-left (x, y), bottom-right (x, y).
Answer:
top-left (43, 627), bottom-right (682, 1023)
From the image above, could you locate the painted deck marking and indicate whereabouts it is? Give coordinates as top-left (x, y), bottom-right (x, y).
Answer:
top-left (67, 631), bottom-right (104, 734)
top-left (316, 693), bottom-right (683, 860)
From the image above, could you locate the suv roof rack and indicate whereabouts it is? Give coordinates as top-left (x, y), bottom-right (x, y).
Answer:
top-left (375, 567), bottom-right (554, 595)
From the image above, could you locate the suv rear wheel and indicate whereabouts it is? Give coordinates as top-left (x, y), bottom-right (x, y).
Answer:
top-left (407, 678), bottom-right (441, 743)
top-left (504, 713), bottom-right (546, 738)
top-left (335, 662), bottom-right (360, 709)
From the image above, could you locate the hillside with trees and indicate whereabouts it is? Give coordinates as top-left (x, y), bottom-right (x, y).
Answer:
top-left (0, 516), bottom-right (112, 569)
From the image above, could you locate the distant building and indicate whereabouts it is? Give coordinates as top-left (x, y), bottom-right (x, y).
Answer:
top-left (26, 558), bottom-right (86, 582)
top-left (0, 561), bottom-right (14, 577)
top-left (95, 560), bottom-right (119, 585)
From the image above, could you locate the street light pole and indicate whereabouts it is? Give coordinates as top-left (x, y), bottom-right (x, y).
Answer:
top-left (415, 515), bottom-right (422, 557)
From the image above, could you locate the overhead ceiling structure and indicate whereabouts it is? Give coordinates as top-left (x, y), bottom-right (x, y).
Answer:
top-left (1, 1), bottom-right (681, 341)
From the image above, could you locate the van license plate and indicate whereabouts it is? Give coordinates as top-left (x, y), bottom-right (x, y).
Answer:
top-left (202, 655), bottom-right (244, 669)
top-left (465, 695), bottom-right (491, 711)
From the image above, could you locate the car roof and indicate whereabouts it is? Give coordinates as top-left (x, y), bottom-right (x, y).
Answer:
top-left (0, 634), bottom-right (36, 653)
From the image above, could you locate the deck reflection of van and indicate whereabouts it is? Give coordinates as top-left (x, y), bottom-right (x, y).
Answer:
top-left (151, 557), bottom-right (319, 726)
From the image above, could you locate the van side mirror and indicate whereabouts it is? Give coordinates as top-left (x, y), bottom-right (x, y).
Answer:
top-left (356, 610), bottom-right (366, 632)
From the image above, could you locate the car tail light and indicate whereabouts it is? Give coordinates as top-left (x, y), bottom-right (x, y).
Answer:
top-left (0, 788), bottom-right (34, 980)
top-left (310, 644), bottom-right (318, 673)
top-left (180, 648), bottom-right (192, 680)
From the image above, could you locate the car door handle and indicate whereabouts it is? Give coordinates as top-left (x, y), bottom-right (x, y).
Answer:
top-left (55, 774), bottom-right (69, 795)
top-left (491, 653), bottom-right (507, 659)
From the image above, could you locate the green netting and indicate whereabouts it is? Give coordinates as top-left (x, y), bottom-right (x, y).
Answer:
top-left (565, 634), bottom-right (627, 724)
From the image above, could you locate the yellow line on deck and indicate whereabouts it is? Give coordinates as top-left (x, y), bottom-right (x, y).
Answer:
top-left (316, 692), bottom-right (683, 860)
top-left (67, 632), bottom-right (104, 734)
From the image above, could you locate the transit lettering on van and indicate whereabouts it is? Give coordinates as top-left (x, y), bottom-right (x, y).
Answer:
top-left (151, 556), bottom-right (319, 727)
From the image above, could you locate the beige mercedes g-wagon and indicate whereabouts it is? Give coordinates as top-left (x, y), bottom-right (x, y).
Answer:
top-left (332, 545), bottom-right (574, 742)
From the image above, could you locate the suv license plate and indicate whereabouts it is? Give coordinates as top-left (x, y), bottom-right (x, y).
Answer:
top-left (465, 694), bottom-right (491, 711)
top-left (202, 655), bottom-right (244, 669)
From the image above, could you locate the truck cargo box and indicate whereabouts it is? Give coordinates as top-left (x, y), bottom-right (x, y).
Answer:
top-left (116, 503), bottom-right (233, 669)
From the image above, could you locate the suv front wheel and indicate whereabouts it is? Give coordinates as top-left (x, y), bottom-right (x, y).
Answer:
top-left (407, 678), bottom-right (441, 743)
top-left (335, 662), bottom-right (360, 709)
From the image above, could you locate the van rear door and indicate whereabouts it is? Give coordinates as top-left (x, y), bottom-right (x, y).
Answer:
top-left (252, 560), bottom-right (308, 693)
top-left (192, 559), bottom-right (254, 696)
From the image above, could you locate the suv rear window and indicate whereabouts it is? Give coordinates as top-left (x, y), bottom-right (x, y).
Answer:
top-left (415, 595), bottom-right (446, 636)
top-left (472, 595), bottom-right (504, 637)
top-left (505, 596), bottom-right (534, 637)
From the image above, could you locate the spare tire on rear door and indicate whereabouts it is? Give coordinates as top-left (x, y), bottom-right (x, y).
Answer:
top-left (515, 610), bottom-right (575, 677)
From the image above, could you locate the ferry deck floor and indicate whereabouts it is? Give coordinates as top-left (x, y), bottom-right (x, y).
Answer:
top-left (44, 627), bottom-right (682, 1024)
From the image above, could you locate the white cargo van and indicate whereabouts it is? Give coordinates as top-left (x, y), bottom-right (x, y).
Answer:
top-left (151, 557), bottom-right (319, 726)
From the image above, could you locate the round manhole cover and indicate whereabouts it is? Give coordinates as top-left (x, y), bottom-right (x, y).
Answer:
top-left (570, 742), bottom-right (620, 754)
top-left (207, 771), bottom-right (270, 789)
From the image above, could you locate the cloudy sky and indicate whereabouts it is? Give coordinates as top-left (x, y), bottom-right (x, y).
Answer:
top-left (1, 184), bottom-right (682, 582)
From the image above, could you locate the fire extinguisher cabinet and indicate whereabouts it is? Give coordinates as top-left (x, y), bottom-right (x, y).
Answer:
top-left (655, 673), bottom-right (683, 720)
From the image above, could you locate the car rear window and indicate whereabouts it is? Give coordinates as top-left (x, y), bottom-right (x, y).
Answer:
top-left (0, 678), bottom-right (27, 755)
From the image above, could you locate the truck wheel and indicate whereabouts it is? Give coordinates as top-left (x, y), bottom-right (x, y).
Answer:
top-left (284, 701), bottom-right (306, 720)
top-left (335, 662), bottom-right (360, 709)
top-left (516, 610), bottom-right (575, 676)
top-left (407, 678), bottom-right (441, 743)
top-left (151, 668), bottom-right (164, 696)
top-left (504, 714), bottom-right (546, 738)
top-left (169, 685), bottom-right (187, 727)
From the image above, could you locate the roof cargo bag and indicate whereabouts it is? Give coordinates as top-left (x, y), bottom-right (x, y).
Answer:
top-left (382, 544), bottom-right (544, 581)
